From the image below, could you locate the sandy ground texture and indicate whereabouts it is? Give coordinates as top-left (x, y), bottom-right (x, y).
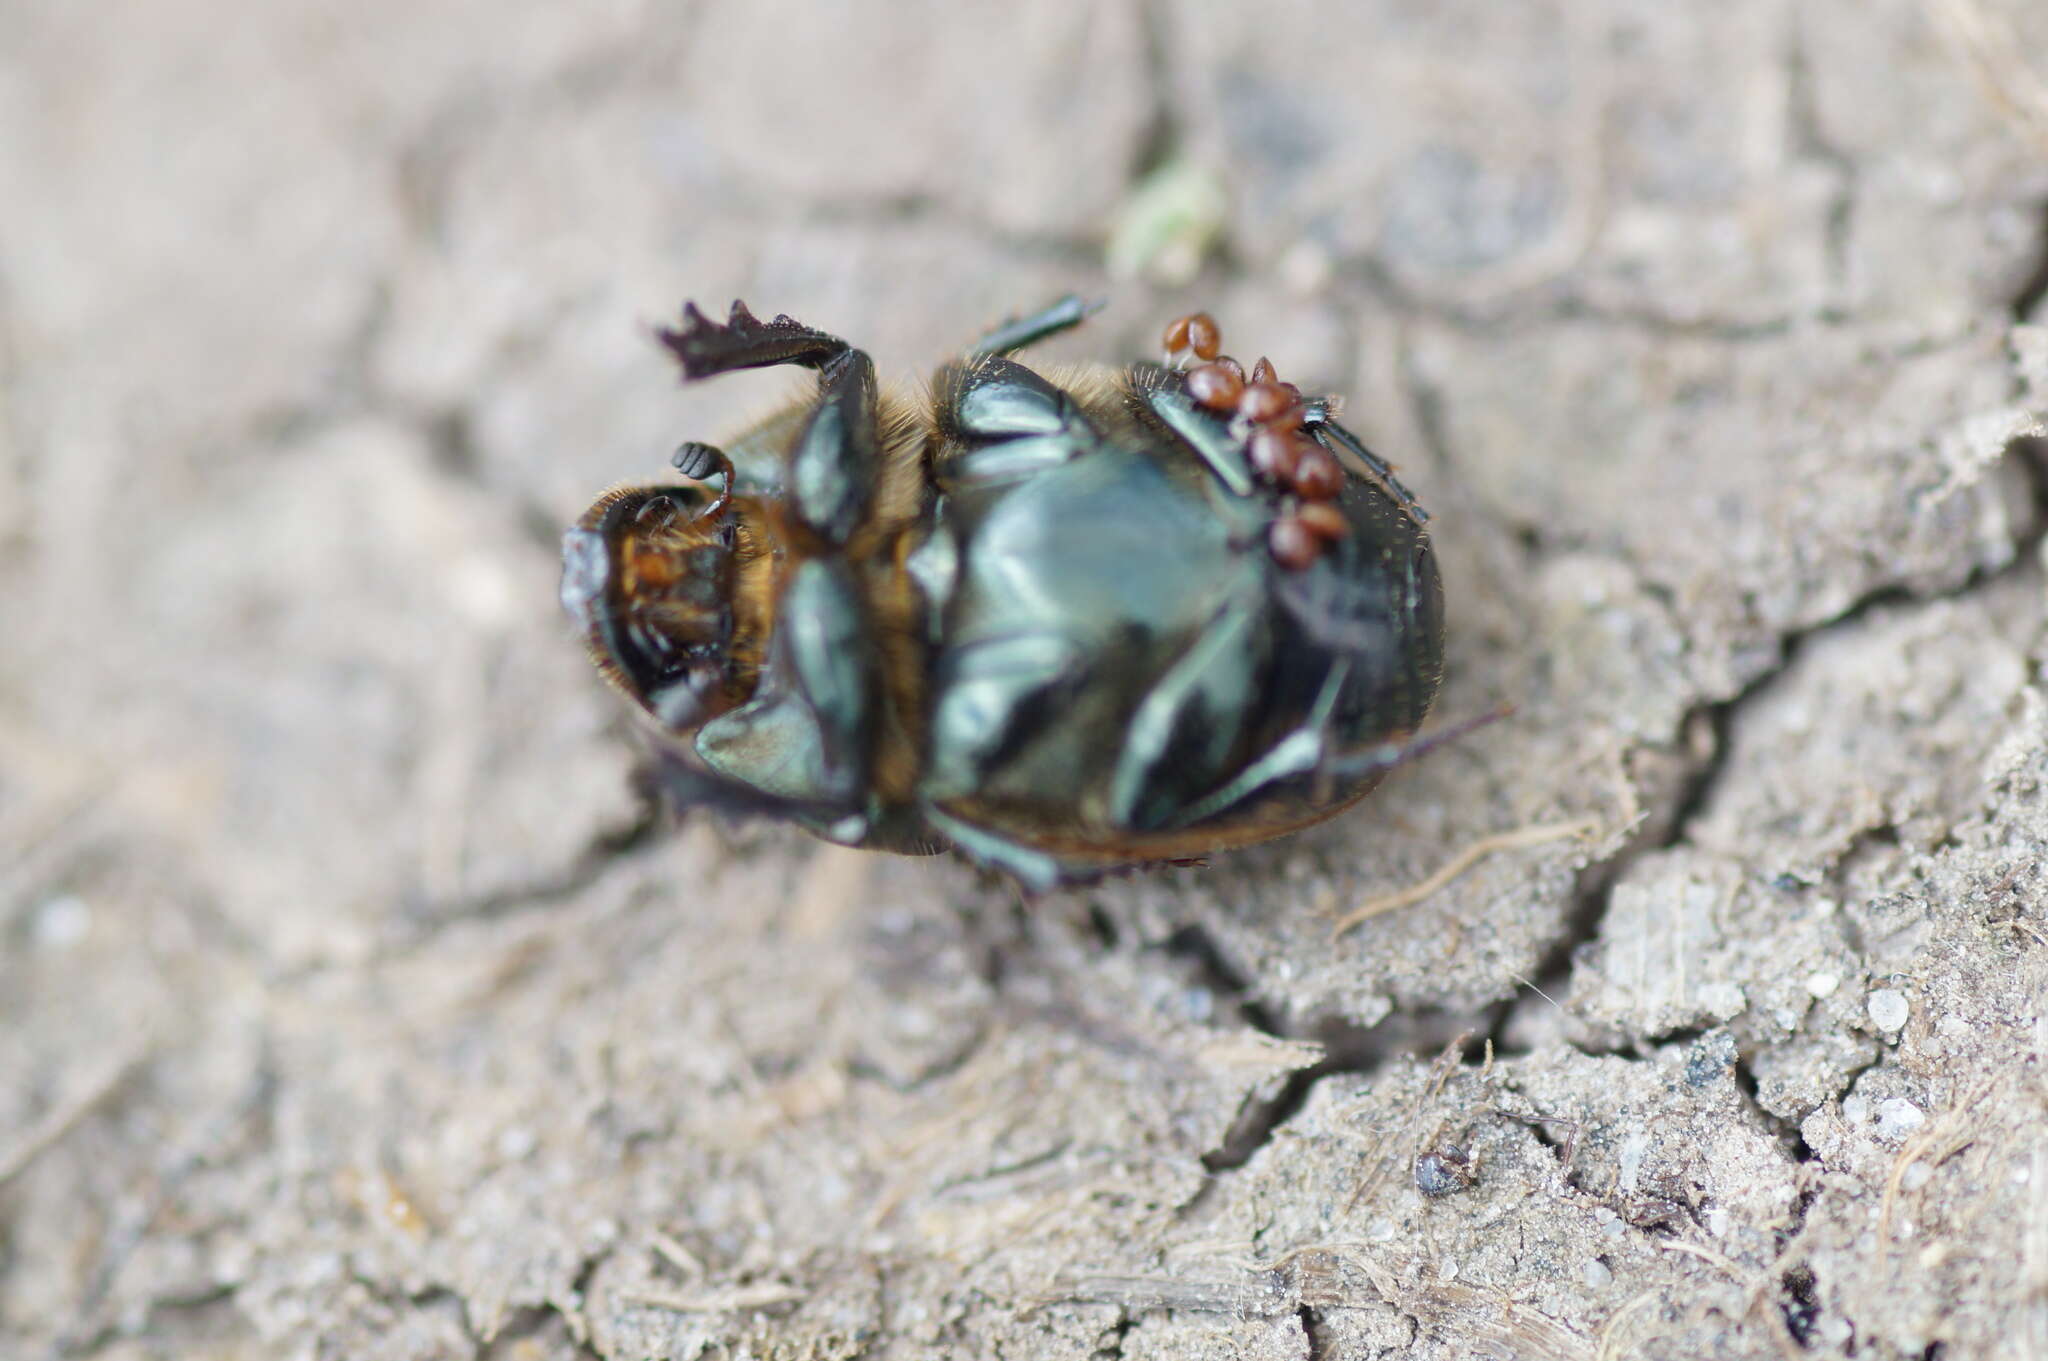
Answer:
top-left (7, 1), bottom-right (2048, 1358)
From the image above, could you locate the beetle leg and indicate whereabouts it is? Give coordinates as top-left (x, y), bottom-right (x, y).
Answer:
top-left (1318, 705), bottom-right (1510, 782)
top-left (658, 299), bottom-right (851, 378)
top-left (646, 744), bottom-right (834, 820)
top-left (969, 294), bottom-right (1104, 357)
top-left (1108, 590), bottom-right (1266, 831)
top-left (922, 632), bottom-right (1090, 801)
top-left (694, 558), bottom-right (876, 809)
top-left (919, 805), bottom-right (1103, 894)
top-left (1130, 376), bottom-right (1257, 497)
top-left (785, 347), bottom-right (880, 544)
top-left (1159, 661), bottom-right (1353, 829)
top-left (1302, 409), bottom-right (1429, 525)
top-left (932, 355), bottom-right (1106, 488)
top-left (670, 441), bottom-right (734, 519)
top-left (658, 301), bottom-right (881, 544)
top-left (647, 744), bottom-right (883, 853)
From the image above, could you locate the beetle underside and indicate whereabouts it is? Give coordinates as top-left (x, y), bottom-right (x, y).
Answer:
top-left (564, 298), bottom-right (1445, 889)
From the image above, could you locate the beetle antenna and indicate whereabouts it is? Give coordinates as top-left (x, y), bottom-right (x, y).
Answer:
top-left (671, 441), bottom-right (735, 519)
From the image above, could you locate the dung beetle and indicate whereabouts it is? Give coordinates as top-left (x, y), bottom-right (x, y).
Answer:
top-left (561, 298), bottom-right (1446, 890)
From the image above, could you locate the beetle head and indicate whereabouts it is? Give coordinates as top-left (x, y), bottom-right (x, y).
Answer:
top-left (561, 483), bottom-right (759, 732)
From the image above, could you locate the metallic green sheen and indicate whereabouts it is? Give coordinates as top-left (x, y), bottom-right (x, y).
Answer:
top-left (575, 298), bottom-right (1446, 891)
top-left (922, 436), bottom-right (1272, 828)
top-left (696, 557), bottom-right (871, 807)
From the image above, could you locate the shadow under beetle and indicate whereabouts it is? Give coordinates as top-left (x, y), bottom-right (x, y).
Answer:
top-left (561, 298), bottom-right (1446, 890)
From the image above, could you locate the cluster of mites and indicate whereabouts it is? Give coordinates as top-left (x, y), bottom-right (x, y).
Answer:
top-left (1162, 312), bottom-right (1347, 571)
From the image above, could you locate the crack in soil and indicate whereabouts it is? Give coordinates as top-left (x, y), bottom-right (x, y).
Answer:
top-left (1159, 353), bottom-right (2048, 1185)
top-left (1297, 1302), bottom-right (1330, 1360)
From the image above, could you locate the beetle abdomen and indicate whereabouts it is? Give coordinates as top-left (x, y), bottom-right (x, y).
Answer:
top-left (921, 435), bottom-right (1269, 824)
top-left (913, 363), bottom-right (1443, 868)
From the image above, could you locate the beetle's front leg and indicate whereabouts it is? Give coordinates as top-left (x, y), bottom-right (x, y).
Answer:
top-left (660, 300), bottom-right (879, 544)
top-left (930, 355), bottom-right (1109, 489)
top-left (659, 299), bottom-right (851, 378)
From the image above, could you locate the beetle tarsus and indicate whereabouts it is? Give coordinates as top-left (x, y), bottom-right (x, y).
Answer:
top-left (659, 300), bottom-right (852, 379)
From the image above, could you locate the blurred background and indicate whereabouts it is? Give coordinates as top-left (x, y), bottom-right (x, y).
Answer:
top-left (6, 2), bottom-right (2048, 1357)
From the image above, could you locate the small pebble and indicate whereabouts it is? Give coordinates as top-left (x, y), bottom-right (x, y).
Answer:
top-left (1413, 1147), bottom-right (1474, 1197)
top-left (1698, 981), bottom-right (1746, 1019)
top-left (1867, 988), bottom-right (1910, 1034)
top-left (1900, 1160), bottom-right (1932, 1192)
top-left (1875, 1097), bottom-right (1925, 1141)
top-left (1582, 1258), bottom-right (1613, 1290)
top-left (1805, 971), bottom-right (1840, 999)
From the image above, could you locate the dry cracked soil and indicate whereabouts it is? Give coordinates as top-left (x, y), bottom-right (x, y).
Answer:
top-left (7, 2), bottom-right (2048, 1358)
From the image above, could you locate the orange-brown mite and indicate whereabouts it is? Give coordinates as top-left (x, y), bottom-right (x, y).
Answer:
top-left (1293, 447), bottom-right (1344, 501)
top-left (1268, 515), bottom-right (1320, 570)
top-left (1295, 502), bottom-right (1350, 541)
top-left (1249, 427), bottom-right (1305, 482)
top-left (1187, 361), bottom-right (1245, 411)
top-left (1239, 381), bottom-right (1294, 424)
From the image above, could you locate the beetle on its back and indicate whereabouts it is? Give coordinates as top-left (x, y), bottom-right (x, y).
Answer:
top-left (561, 298), bottom-right (1445, 889)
